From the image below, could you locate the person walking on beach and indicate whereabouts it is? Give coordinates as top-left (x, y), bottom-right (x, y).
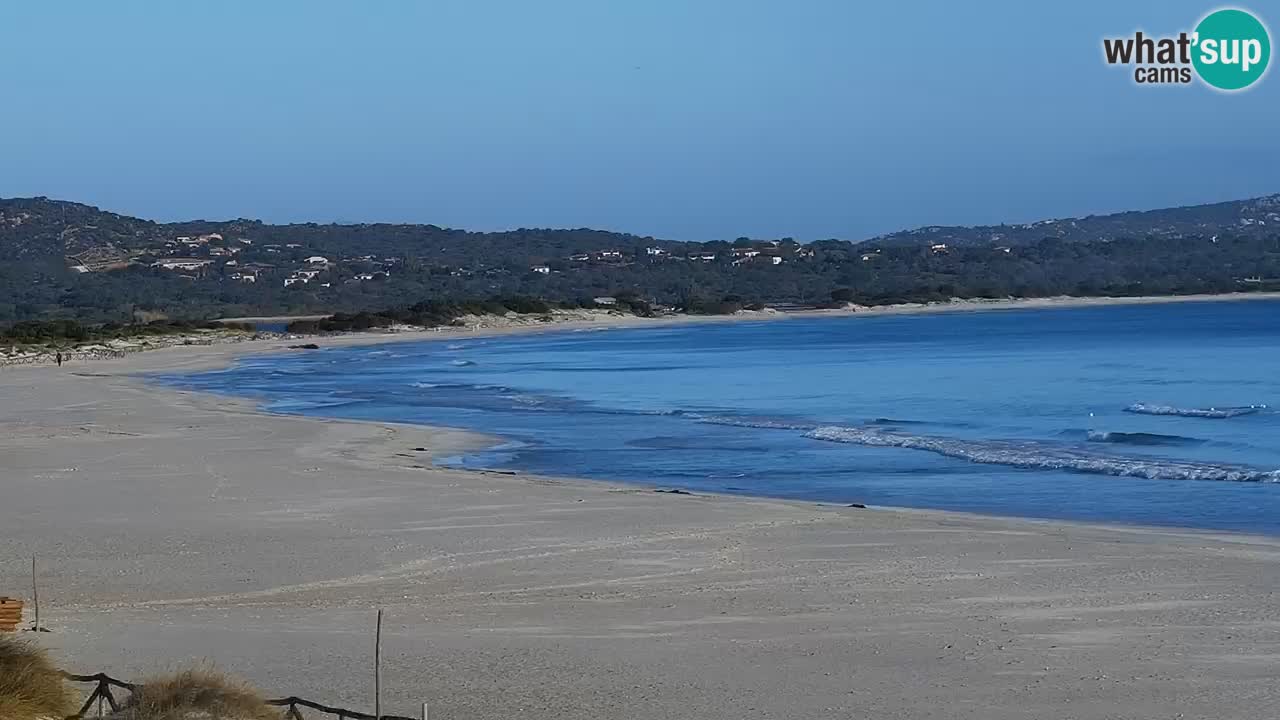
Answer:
top-left (55, 351), bottom-right (62, 367)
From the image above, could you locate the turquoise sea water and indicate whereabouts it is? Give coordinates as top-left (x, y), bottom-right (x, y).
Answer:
top-left (166, 302), bottom-right (1280, 533)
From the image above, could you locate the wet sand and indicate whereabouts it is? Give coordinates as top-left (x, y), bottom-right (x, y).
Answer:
top-left (3, 338), bottom-right (1280, 719)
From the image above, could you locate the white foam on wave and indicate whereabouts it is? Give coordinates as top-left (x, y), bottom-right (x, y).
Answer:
top-left (805, 426), bottom-right (1280, 482)
top-left (1125, 403), bottom-right (1267, 419)
top-left (267, 396), bottom-right (371, 413)
top-left (504, 394), bottom-right (546, 406)
top-left (694, 414), bottom-right (819, 431)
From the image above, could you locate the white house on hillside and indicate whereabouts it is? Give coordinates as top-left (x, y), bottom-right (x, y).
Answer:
top-left (153, 258), bottom-right (213, 271)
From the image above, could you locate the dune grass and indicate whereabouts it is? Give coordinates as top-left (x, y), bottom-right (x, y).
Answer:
top-left (0, 635), bottom-right (79, 720)
top-left (108, 668), bottom-right (278, 720)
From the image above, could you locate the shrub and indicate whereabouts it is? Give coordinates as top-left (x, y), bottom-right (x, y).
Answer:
top-left (108, 668), bottom-right (277, 720)
top-left (0, 636), bottom-right (79, 720)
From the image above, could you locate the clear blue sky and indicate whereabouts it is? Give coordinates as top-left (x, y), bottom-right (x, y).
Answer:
top-left (1, 1), bottom-right (1276, 240)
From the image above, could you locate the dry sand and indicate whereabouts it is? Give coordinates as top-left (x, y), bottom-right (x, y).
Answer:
top-left (4, 330), bottom-right (1280, 720)
top-left (10, 292), bottom-right (1280, 369)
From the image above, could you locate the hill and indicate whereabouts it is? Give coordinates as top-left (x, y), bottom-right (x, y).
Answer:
top-left (2, 193), bottom-right (1279, 325)
top-left (865, 194), bottom-right (1280, 248)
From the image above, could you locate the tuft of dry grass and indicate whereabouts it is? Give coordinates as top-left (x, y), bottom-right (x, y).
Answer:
top-left (107, 668), bottom-right (278, 720)
top-left (0, 635), bottom-right (79, 720)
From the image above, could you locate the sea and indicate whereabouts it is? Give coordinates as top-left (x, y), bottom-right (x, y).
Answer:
top-left (163, 301), bottom-right (1280, 534)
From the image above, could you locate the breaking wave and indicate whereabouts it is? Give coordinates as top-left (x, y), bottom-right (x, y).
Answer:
top-left (685, 413), bottom-right (820, 431)
top-left (411, 381), bottom-right (504, 390)
top-left (266, 396), bottom-right (371, 413)
top-left (805, 426), bottom-right (1280, 482)
top-left (504, 393), bottom-right (547, 406)
top-left (1124, 403), bottom-right (1267, 419)
top-left (1085, 430), bottom-right (1204, 446)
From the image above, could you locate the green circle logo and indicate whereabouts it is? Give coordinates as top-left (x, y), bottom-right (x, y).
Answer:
top-left (1192, 8), bottom-right (1271, 90)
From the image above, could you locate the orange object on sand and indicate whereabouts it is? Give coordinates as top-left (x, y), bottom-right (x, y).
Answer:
top-left (0, 597), bottom-right (24, 631)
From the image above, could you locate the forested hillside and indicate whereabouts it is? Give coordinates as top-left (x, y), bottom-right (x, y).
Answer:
top-left (2, 194), bottom-right (1278, 324)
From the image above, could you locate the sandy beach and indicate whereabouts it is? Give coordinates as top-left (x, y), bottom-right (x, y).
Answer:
top-left (4, 330), bottom-right (1280, 720)
top-left (9, 291), bottom-right (1280, 371)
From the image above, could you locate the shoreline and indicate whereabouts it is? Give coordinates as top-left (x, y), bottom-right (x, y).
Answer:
top-left (226, 290), bottom-right (1280, 327)
top-left (114, 358), bottom-right (1280, 549)
top-left (17, 331), bottom-right (1280, 545)
top-left (121, 299), bottom-right (1280, 539)
top-left (7, 303), bottom-right (1280, 718)
top-left (833, 289), bottom-right (1280, 315)
top-left (7, 290), bottom-right (1280, 370)
top-left (53, 339), bottom-right (1280, 546)
top-left (163, 377), bottom-right (1276, 544)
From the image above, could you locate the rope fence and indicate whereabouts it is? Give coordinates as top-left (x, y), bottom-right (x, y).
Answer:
top-left (63, 673), bottom-right (134, 718)
top-left (266, 695), bottom-right (418, 720)
top-left (62, 671), bottom-right (420, 720)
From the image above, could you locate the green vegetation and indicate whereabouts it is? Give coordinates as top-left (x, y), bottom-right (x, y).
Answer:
top-left (0, 636), bottom-right (79, 720)
top-left (3, 194), bottom-right (1280, 326)
top-left (286, 296), bottom-right (612, 333)
top-left (0, 319), bottom-right (254, 346)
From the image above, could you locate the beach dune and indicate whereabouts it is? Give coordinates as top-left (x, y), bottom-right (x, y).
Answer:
top-left (3, 341), bottom-right (1280, 719)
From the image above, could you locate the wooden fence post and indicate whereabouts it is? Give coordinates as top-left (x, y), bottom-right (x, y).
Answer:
top-left (31, 554), bottom-right (40, 631)
top-left (374, 609), bottom-right (383, 720)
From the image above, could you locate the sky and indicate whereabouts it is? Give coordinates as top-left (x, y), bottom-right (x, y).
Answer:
top-left (1, 1), bottom-right (1276, 241)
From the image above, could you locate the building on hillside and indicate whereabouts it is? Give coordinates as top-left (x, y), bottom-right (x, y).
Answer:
top-left (153, 258), bottom-right (213, 272)
top-left (733, 253), bottom-right (782, 266)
